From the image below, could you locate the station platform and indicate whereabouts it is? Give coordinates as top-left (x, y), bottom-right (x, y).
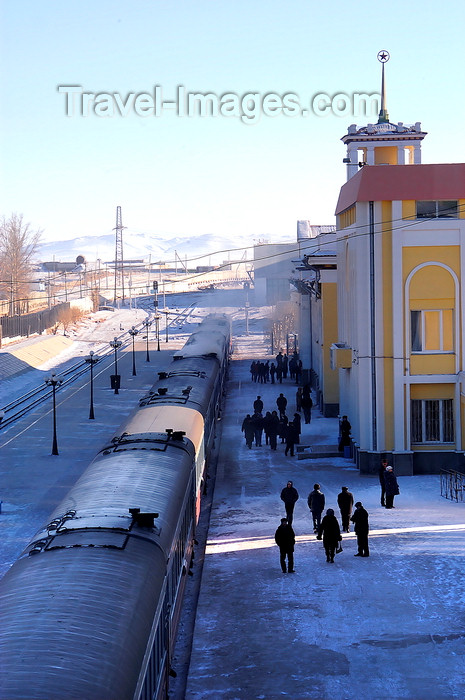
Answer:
top-left (177, 334), bottom-right (465, 700)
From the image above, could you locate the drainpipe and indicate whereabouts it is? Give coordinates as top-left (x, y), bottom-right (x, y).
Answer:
top-left (369, 201), bottom-right (377, 451)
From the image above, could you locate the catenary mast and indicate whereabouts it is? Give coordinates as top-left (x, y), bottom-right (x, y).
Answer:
top-left (113, 206), bottom-right (125, 303)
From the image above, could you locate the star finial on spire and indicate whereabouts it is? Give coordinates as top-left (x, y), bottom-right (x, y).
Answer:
top-left (377, 50), bottom-right (390, 123)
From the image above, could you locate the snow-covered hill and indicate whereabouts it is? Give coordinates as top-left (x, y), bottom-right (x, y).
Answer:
top-left (37, 231), bottom-right (284, 265)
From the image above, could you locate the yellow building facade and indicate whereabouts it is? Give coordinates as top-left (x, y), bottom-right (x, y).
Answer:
top-left (335, 163), bottom-right (465, 474)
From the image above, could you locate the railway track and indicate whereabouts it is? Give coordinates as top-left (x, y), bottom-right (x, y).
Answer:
top-left (0, 303), bottom-right (198, 430)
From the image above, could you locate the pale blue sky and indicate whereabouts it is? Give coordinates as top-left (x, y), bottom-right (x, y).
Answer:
top-left (1, 0), bottom-right (464, 246)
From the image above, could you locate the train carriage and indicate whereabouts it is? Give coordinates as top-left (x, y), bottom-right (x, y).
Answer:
top-left (0, 313), bottom-right (231, 700)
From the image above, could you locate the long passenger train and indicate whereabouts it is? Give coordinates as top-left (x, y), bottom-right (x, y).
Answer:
top-left (0, 313), bottom-right (231, 700)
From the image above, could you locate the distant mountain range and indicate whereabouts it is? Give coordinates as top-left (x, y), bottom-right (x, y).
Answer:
top-left (37, 231), bottom-right (288, 266)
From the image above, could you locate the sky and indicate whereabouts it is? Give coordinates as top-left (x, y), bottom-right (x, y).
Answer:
top-left (1, 0), bottom-right (464, 254)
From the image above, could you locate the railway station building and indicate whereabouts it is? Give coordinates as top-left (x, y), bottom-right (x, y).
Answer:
top-left (292, 58), bottom-right (465, 475)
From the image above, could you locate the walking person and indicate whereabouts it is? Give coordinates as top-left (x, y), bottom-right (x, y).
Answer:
top-left (250, 361), bottom-right (258, 382)
top-left (251, 411), bottom-right (264, 447)
top-left (274, 517), bottom-right (295, 573)
top-left (296, 387), bottom-right (303, 413)
top-left (268, 410), bottom-right (279, 450)
top-left (241, 414), bottom-right (254, 449)
top-left (337, 486), bottom-right (354, 533)
top-left (276, 393), bottom-right (287, 419)
top-left (317, 509), bottom-right (342, 563)
top-left (301, 391), bottom-right (313, 424)
top-left (379, 458), bottom-right (388, 507)
top-left (295, 359), bottom-right (302, 385)
top-left (253, 395), bottom-right (264, 414)
top-left (263, 411), bottom-right (273, 446)
top-left (278, 414), bottom-right (288, 444)
top-left (288, 354), bottom-right (296, 380)
top-left (270, 362), bottom-right (276, 384)
top-left (338, 415), bottom-right (351, 452)
top-left (284, 421), bottom-right (298, 457)
top-left (280, 480), bottom-right (299, 525)
top-left (282, 354), bottom-right (288, 379)
top-left (307, 483), bottom-right (325, 533)
top-left (292, 412), bottom-right (301, 444)
top-left (351, 501), bottom-right (369, 557)
top-left (384, 466), bottom-right (399, 508)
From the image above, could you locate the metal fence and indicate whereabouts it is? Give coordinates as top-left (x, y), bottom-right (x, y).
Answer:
top-left (0, 303), bottom-right (70, 343)
top-left (440, 469), bottom-right (465, 502)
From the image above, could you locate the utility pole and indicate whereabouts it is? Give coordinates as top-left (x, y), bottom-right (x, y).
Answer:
top-left (113, 206), bottom-right (125, 305)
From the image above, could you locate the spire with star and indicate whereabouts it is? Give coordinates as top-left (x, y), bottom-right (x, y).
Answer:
top-left (377, 50), bottom-right (390, 124)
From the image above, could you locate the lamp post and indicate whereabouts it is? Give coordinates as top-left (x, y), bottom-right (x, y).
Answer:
top-left (143, 319), bottom-right (151, 362)
top-left (153, 281), bottom-right (160, 351)
top-left (128, 326), bottom-right (138, 376)
top-left (109, 337), bottom-right (122, 394)
top-left (164, 309), bottom-right (169, 343)
top-left (155, 314), bottom-right (161, 351)
top-left (85, 351), bottom-right (99, 419)
top-left (45, 373), bottom-right (63, 455)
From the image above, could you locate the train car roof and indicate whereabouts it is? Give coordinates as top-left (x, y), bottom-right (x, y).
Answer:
top-left (120, 405), bottom-right (204, 452)
top-left (174, 329), bottom-right (228, 359)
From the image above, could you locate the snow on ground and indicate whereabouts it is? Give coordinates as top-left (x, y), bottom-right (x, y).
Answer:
top-left (181, 320), bottom-right (465, 700)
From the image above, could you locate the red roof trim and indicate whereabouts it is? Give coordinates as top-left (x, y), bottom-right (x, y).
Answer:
top-left (335, 163), bottom-right (465, 215)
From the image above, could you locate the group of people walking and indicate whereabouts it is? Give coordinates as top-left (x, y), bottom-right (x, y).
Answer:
top-left (243, 353), bottom-right (400, 573)
top-left (275, 481), bottom-right (370, 571)
top-left (250, 351), bottom-right (304, 386)
top-left (241, 389), bottom-right (311, 456)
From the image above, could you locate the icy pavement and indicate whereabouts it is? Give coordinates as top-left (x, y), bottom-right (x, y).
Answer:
top-left (182, 330), bottom-right (465, 700)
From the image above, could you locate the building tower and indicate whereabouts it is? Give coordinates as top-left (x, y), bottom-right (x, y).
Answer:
top-left (341, 51), bottom-right (428, 180)
top-left (113, 206), bottom-right (125, 303)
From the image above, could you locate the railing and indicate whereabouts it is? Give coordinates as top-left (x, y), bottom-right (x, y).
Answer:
top-left (440, 469), bottom-right (465, 502)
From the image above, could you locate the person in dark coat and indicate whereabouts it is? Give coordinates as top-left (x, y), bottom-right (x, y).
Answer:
top-left (250, 361), bottom-right (258, 382)
top-left (351, 501), bottom-right (369, 557)
top-left (241, 414), bottom-right (254, 449)
top-left (251, 411), bottom-right (264, 447)
top-left (278, 414), bottom-right (288, 443)
top-left (337, 486), bottom-right (354, 533)
top-left (292, 412), bottom-right (301, 444)
top-left (263, 411), bottom-right (272, 445)
top-left (270, 362), bottom-right (276, 384)
top-left (264, 361), bottom-right (270, 383)
top-left (274, 517), bottom-right (295, 573)
top-left (280, 480), bottom-right (299, 525)
top-left (307, 483), bottom-right (325, 533)
top-left (384, 466), bottom-right (399, 508)
top-left (288, 354), bottom-right (297, 380)
top-left (317, 509), bottom-right (342, 563)
top-left (276, 393), bottom-right (287, 419)
top-left (338, 415), bottom-right (351, 451)
top-left (253, 395), bottom-right (264, 414)
top-left (301, 393), bottom-right (313, 424)
top-left (268, 410), bottom-right (280, 450)
top-left (296, 387), bottom-right (303, 413)
top-left (284, 421), bottom-right (298, 457)
top-left (379, 458), bottom-right (388, 507)
top-left (282, 354), bottom-right (288, 379)
top-left (295, 359), bottom-right (302, 385)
